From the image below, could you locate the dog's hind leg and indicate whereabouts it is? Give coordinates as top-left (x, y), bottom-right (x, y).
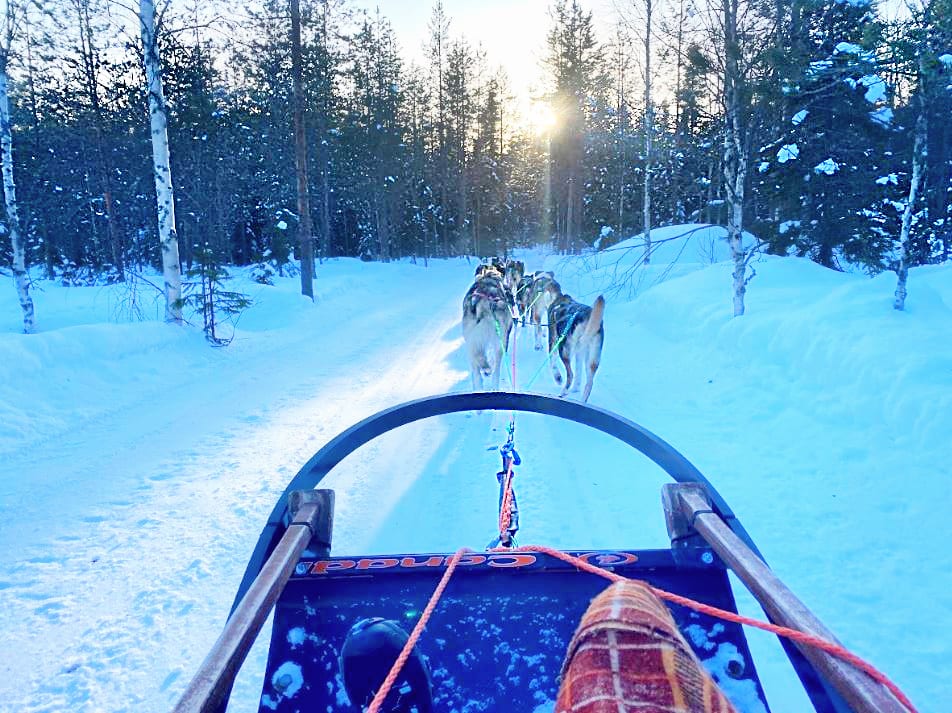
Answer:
top-left (470, 348), bottom-right (491, 391)
top-left (470, 362), bottom-right (483, 392)
top-left (489, 346), bottom-right (504, 390)
top-left (548, 322), bottom-right (562, 386)
top-left (557, 352), bottom-right (573, 397)
top-left (580, 357), bottom-right (599, 402)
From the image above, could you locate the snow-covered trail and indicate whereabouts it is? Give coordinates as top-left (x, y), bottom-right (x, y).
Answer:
top-left (0, 262), bottom-right (478, 712)
top-left (1, 252), bottom-right (946, 713)
top-left (354, 324), bottom-right (672, 558)
top-left (0, 261), bottom-right (688, 713)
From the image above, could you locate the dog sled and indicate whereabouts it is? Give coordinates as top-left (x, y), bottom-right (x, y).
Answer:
top-left (173, 392), bottom-right (913, 713)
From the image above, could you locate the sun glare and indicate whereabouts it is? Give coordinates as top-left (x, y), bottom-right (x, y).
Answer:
top-left (532, 102), bottom-right (557, 135)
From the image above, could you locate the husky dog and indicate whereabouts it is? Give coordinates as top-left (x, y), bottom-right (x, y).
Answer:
top-left (548, 294), bottom-right (605, 402)
top-left (514, 274), bottom-right (535, 321)
top-left (475, 262), bottom-right (503, 279)
top-left (462, 273), bottom-right (513, 391)
top-left (528, 273), bottom-right (562, 350)
top-left (503, 260), bottom-right (525, 305)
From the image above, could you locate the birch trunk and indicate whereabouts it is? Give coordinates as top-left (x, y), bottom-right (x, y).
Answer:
top-left (139, 0), bottom-right (182, 323)
top-left (894, 104), bottom-right (926, 311)
top-left (723, 0), bottom-right (747, 317)
top-left (643, 0), bottom-right (653, 265)
top-left (0, 64), bottom-right (35, 332)
top-left (290, 0), bottom-right (314, 296)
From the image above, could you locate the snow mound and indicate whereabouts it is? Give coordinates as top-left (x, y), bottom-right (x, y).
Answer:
top-left (544, 224), bottom-right (757, 302)
top-left (604, 224), bottom-right (755, 265)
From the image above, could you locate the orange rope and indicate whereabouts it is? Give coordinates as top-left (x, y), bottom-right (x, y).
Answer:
top-left (498, 318), bottom-right (517, 543)
top-left (497, 466), bottom-right (515, 540)
top-left (365, 548), bottom-right (469, 713)
top-left (517, 544), bottom-right (917, 713)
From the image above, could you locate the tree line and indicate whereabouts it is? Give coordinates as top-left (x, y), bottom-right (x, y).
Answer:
top-left (0, 0), bottom-right (949, 326)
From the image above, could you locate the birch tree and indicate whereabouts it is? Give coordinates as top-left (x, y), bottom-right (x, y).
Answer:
top-left (722, 0), bottom-right (748, 316)
top-left (139, 0), bottom-right (181, 323)
top-left (894, 0), bottom-right (945, 311)
top-left (0, 0), bottom-right (34, 332)
top-left (893, 103), bottom-right (925, 311)
top-left (709, 0), bottom-right (771, 316)
top-left (612, 24), bottom-right (630, 238)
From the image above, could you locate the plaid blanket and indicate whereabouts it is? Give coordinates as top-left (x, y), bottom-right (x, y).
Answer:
top-left (555, 580), bottom-right (739, 713)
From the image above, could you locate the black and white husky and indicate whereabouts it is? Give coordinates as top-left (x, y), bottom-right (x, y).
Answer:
top-left (462, 274), bottom-right (513, 391)
top-left (548, 294), bottom-right (605, 402)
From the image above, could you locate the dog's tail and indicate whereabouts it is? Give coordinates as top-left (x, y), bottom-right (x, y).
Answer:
top-left (582, 296), bottom-right (605, 338)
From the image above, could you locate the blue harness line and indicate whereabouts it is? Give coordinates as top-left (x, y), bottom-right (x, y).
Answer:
top-left (489, 421), bottom-right (521, 549)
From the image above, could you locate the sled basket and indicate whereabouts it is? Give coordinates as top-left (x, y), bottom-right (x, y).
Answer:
top-left (260, 545), bottom-right (767, 711)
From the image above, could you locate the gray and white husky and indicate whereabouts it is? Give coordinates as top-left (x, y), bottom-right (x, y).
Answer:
top-left (462, 274), bottom-right (513, 391)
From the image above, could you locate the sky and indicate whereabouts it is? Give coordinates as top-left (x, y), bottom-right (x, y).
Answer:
top-left (348, 0), bottom-right (618, 122)
top-left (349, 1), bottom-right (551, 96)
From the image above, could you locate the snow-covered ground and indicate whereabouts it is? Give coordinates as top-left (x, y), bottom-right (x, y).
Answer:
top-left (0, 225), bottom-right (949, 712)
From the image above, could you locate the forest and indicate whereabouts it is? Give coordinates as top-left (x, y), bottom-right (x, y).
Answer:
top-left (0, 0), bottom-right (949, 313)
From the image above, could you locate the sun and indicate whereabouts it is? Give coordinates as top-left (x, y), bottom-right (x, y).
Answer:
top-left (531, 102), bottom-right (557, 135)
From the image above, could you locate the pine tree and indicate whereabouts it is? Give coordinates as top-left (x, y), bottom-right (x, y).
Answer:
top-left (426, 1), bottom-right (451, 255)
top-left (342, 10), bottom-right (405, 260)
top-left (545, 0), bottom-right (607, 252)
top-left (178, 244), bottom-right (251, 344)
top-left (757, 0), bottom-right (889, 270)
top-left (291, 0), bottom-right (314, 298)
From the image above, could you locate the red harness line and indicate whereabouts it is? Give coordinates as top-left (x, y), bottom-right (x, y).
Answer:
top-left (497, 324), bottom-right (517, 540)
top-left (366, 542), bottom-right (917, 713)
